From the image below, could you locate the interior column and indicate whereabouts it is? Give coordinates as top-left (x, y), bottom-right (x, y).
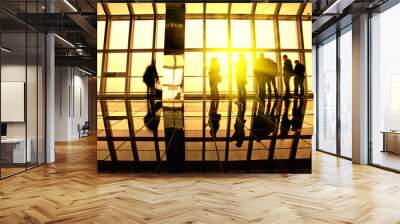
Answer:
top-left (352, 14), bottom-right (369, 164)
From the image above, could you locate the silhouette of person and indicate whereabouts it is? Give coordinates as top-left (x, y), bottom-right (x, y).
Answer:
top-left (209, 57), bottom-right (221, 99)
top-left (208, 98), bottom-right (221, 138)
top-left (291, 99), bottom-right (305, 132)
top-left (143, 60), bottom-right (159, 97)
top-left (252, 98), bottom-right (266, 141)
top-left (265, 58), bottom-right (278, 97)
top-left (280, 98), bottom-right (291, 137)
top-left (252, 98), bottom-right (276, 142)
top-left (231, 101), bottom-right (246, 148)
top-left (293, 60), bottom-right (306, 97)
top-left (282, 55), bottom-right (294, 97)
top-left (236, 54), bottom-right (247, 102)
top-left (255, 53), bottom-right (267, 98)
top-left (144, 98), bottom-right (163, 162)
top-left (144, 98), bottom-right (162, 131)
top-left (265, 98), bottom-right (278, 135)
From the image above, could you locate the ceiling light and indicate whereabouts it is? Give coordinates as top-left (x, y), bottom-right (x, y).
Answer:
top-left (1, 47), bottom-right (11, 53)
top-left (63, 0), bottom-right (78, 12)
top-left (54, 34), bottom-right (75, 48)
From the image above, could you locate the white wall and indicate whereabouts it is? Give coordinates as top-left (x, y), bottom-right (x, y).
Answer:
top-left (55, 67), bottom-right (89, 141)
top-left (1, 65), bottom-right (30, 138)
top-left (1, 63), bottom-right (45, 164)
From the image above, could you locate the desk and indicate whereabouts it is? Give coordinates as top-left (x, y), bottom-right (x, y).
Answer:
top-left (1, 138), bottom-right (31, 163)
top-left (382, 131), bottom-right (400, 154)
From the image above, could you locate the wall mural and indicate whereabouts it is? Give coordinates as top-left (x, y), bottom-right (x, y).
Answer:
top-left (97, 2), bottom-right (313, 173)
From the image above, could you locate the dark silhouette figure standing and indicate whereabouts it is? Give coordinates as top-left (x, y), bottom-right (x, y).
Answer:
top-left (291, 99), bottom-right (305, 132)
top-left (280, 99), bottom-right (291, 137)
top-left (143, 60), bottom-right (159, 97)
top-left (208, 98), bottom-right (221, 138)
top-left (252, 98), bottom-right (277, 141)
top-left (231, 101), bottom-right (246, 148)
top-left (209, 57), bottom-right (221, 99)
top-left (236, 54), bottom-right (247, 102)
top-left (293, 60), bottom-right (306, 97)
top-left (144, 98), bottom-right (162, 131)
top-left (255, 53), bottom-right (267, 98)
top-left (265, 58), bottom-right (278, 97)
top-left (282, 55), bottom-right (294, 97)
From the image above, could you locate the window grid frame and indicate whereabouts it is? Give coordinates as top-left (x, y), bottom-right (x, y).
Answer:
top-left (97, 3), bottom-right (313, 171)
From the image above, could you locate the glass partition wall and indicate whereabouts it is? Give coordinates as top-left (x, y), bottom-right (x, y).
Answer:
top-left (317, 35), bottom-right (337, 155)
top-left (315, 25), bottom-right (352, 158)
top-left (0, 4), bottom-right (46, 179)
top-left (370, 3), bottom-right (400, 171)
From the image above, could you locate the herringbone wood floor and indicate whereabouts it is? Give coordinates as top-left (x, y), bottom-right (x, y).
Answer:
top-left (1, 137), bottom-right (400, 224)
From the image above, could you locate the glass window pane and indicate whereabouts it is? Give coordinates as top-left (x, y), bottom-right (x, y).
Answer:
top-left (97, 53), bottom-right (103, 77)
top-left (303, 3), bottom-right (312, 16)
top-left (206, 3), bottom-right (228, 14)
top-left (371, 4), bottom-right (400, 170)
top-left (231, 3), bottom-right (252, 14)
top-left (155, 52), bottom-right (164, 78)
top-left (97, 20), bottom-right (105, 50)
top-left (107, 53), bottom-right (127, 72)
top-left (184, 77), bottom-right (203, 93)
top-left (317, 38), bottom-right (337, 154)
top-left (156, 3), bottom-right (165, 14)
top-left (132, 3), bottom-right (154, 15)
top-left (305, 52), bottom-right (312, 93)
top-left (255, 20), bottom-right (275, 49)
top-left (97, 78), bottom-right (101, 93)
top-left (106, 77), bottom-right (125, 93)
top-left (340, 30), bottom-right (352, 158)
top-left (302, 21), bottom-right (312, 49)
top-left (131, 53), bottom-right (152, 77)
top-left (255, 3), bottom-right (276, 15)
top-left (206, 20), bottom-right (228, 48)
top-left (231, 20), bottom-right (251, 48)
top-left (109, 20), bottom-right (130, 49)
top-left (97, 3), bottom-right (105, 15)
top-left (1, 32), bottom-right (27, 177)
top-left (184, 52), bottom-right (203, 77)
top-left (279, 21), bottom-right (298, 49)
top-left (133, 20), bottom-right (154, 49)
top-left (305, 53), bottom-right (312, 78)
top-left (107, 3), bottom-right (129, 15)
top-left (185, 20), bottom-right (203, 48)
top-left (130, 77), bottom-right (148, 93)
top-left (186, 3), bottom-right (203, 14)
top-left (156, 20), bottom-right (165, 49)
top-left (279, 3), bottom-right (300, 15)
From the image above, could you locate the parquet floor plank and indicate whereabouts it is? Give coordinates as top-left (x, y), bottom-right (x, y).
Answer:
top-left (0, 137), bottom-right (399, 223)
